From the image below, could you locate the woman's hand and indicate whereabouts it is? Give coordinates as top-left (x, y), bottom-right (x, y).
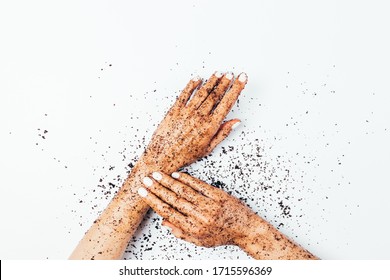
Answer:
top-left (139, 171), bottom-right (256, 247)
top-left (141, 72), bottom-right (247, 172)
top-left (138, 171), bottom-right (318, 260)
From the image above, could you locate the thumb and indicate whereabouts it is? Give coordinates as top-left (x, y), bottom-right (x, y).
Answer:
top-left (205, 119), bottom-right (241, 155)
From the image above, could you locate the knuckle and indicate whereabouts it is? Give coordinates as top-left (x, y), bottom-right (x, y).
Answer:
top-left (201, 214), bottom-right (216, 226)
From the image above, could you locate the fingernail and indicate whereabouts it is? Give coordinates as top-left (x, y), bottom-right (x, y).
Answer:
top-left (171, 172), bottom-right (180, 179)
top-left (138, 187), bottom-right (148, 197)
top-left (192, 76), bottom-right (201, 82)
top-left (142, 177), bottom-right (153, 187)
top-left (152, 172), bottom-right (162, 181)
top-left (225, 72), bottom-right (233, 80)
top-left (232, 121), bottom-right (241, 130)
top-left (215, 71), bottom-right (223, 78)
top-left (238, 73), bottom-right (247, 82)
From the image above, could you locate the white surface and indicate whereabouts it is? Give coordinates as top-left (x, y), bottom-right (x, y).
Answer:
top-left (1, 0), bottom-right (390, 259)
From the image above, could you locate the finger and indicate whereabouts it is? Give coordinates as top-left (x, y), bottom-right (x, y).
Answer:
top-left (151, 172), bottom-right (210, 205)
top-left (137, 187), bottom-right (193, 231)
top-left (162, 219), bottom-right (176, 229)
top-left (170, 172), bottom-right (225, 201)
top-left (143, 176), bottom-right (209, 223)
top-left (171, 76), bottom-right (202, 112)
top-left (198, 72), bottom-right (233, 115)
top-left (206, 119), bottom-right (241, 154)
top-left (211, 72), bottom-right (248, 125)
top-left (186, 71), bottom-right (223, 111)
top-left (162, 219), bottom-right (184, 235)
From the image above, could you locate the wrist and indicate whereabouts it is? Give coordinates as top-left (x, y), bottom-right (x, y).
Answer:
top-left (233, 214), bottom-right (318, 260)
top-left (138, 151), bottom-right (182, 175)
top-left (233, 214), bottom-right (267, 247)
top-left (122, 153), bottom-right (176, 194)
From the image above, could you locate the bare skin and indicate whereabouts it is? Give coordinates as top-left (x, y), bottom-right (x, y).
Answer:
top-left (69, 72), bottom-right (248, 259)
top-left (139, 171), bottom-right (318, 260)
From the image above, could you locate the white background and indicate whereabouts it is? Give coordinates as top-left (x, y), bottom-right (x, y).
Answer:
top-left (1, 0), bottom-right (389, 259)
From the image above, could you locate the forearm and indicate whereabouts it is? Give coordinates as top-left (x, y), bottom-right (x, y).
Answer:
top-left (234, 215), bottom-right (318, 260)
top-left (69, 151), bottom-right (184, 260)
top-left (69, 158), bottom-right (150, 259)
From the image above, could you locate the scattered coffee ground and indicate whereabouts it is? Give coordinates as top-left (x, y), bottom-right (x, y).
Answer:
top-left (33, 65), bottom-right (379, 259)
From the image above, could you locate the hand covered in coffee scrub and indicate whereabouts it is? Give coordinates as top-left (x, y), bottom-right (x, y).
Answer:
top-left (142, 71), bottom-right (246, 171)
top-left (138, 171), bottom-right (318, 260)
top-left (70, 72), bottom-right (247, 259)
